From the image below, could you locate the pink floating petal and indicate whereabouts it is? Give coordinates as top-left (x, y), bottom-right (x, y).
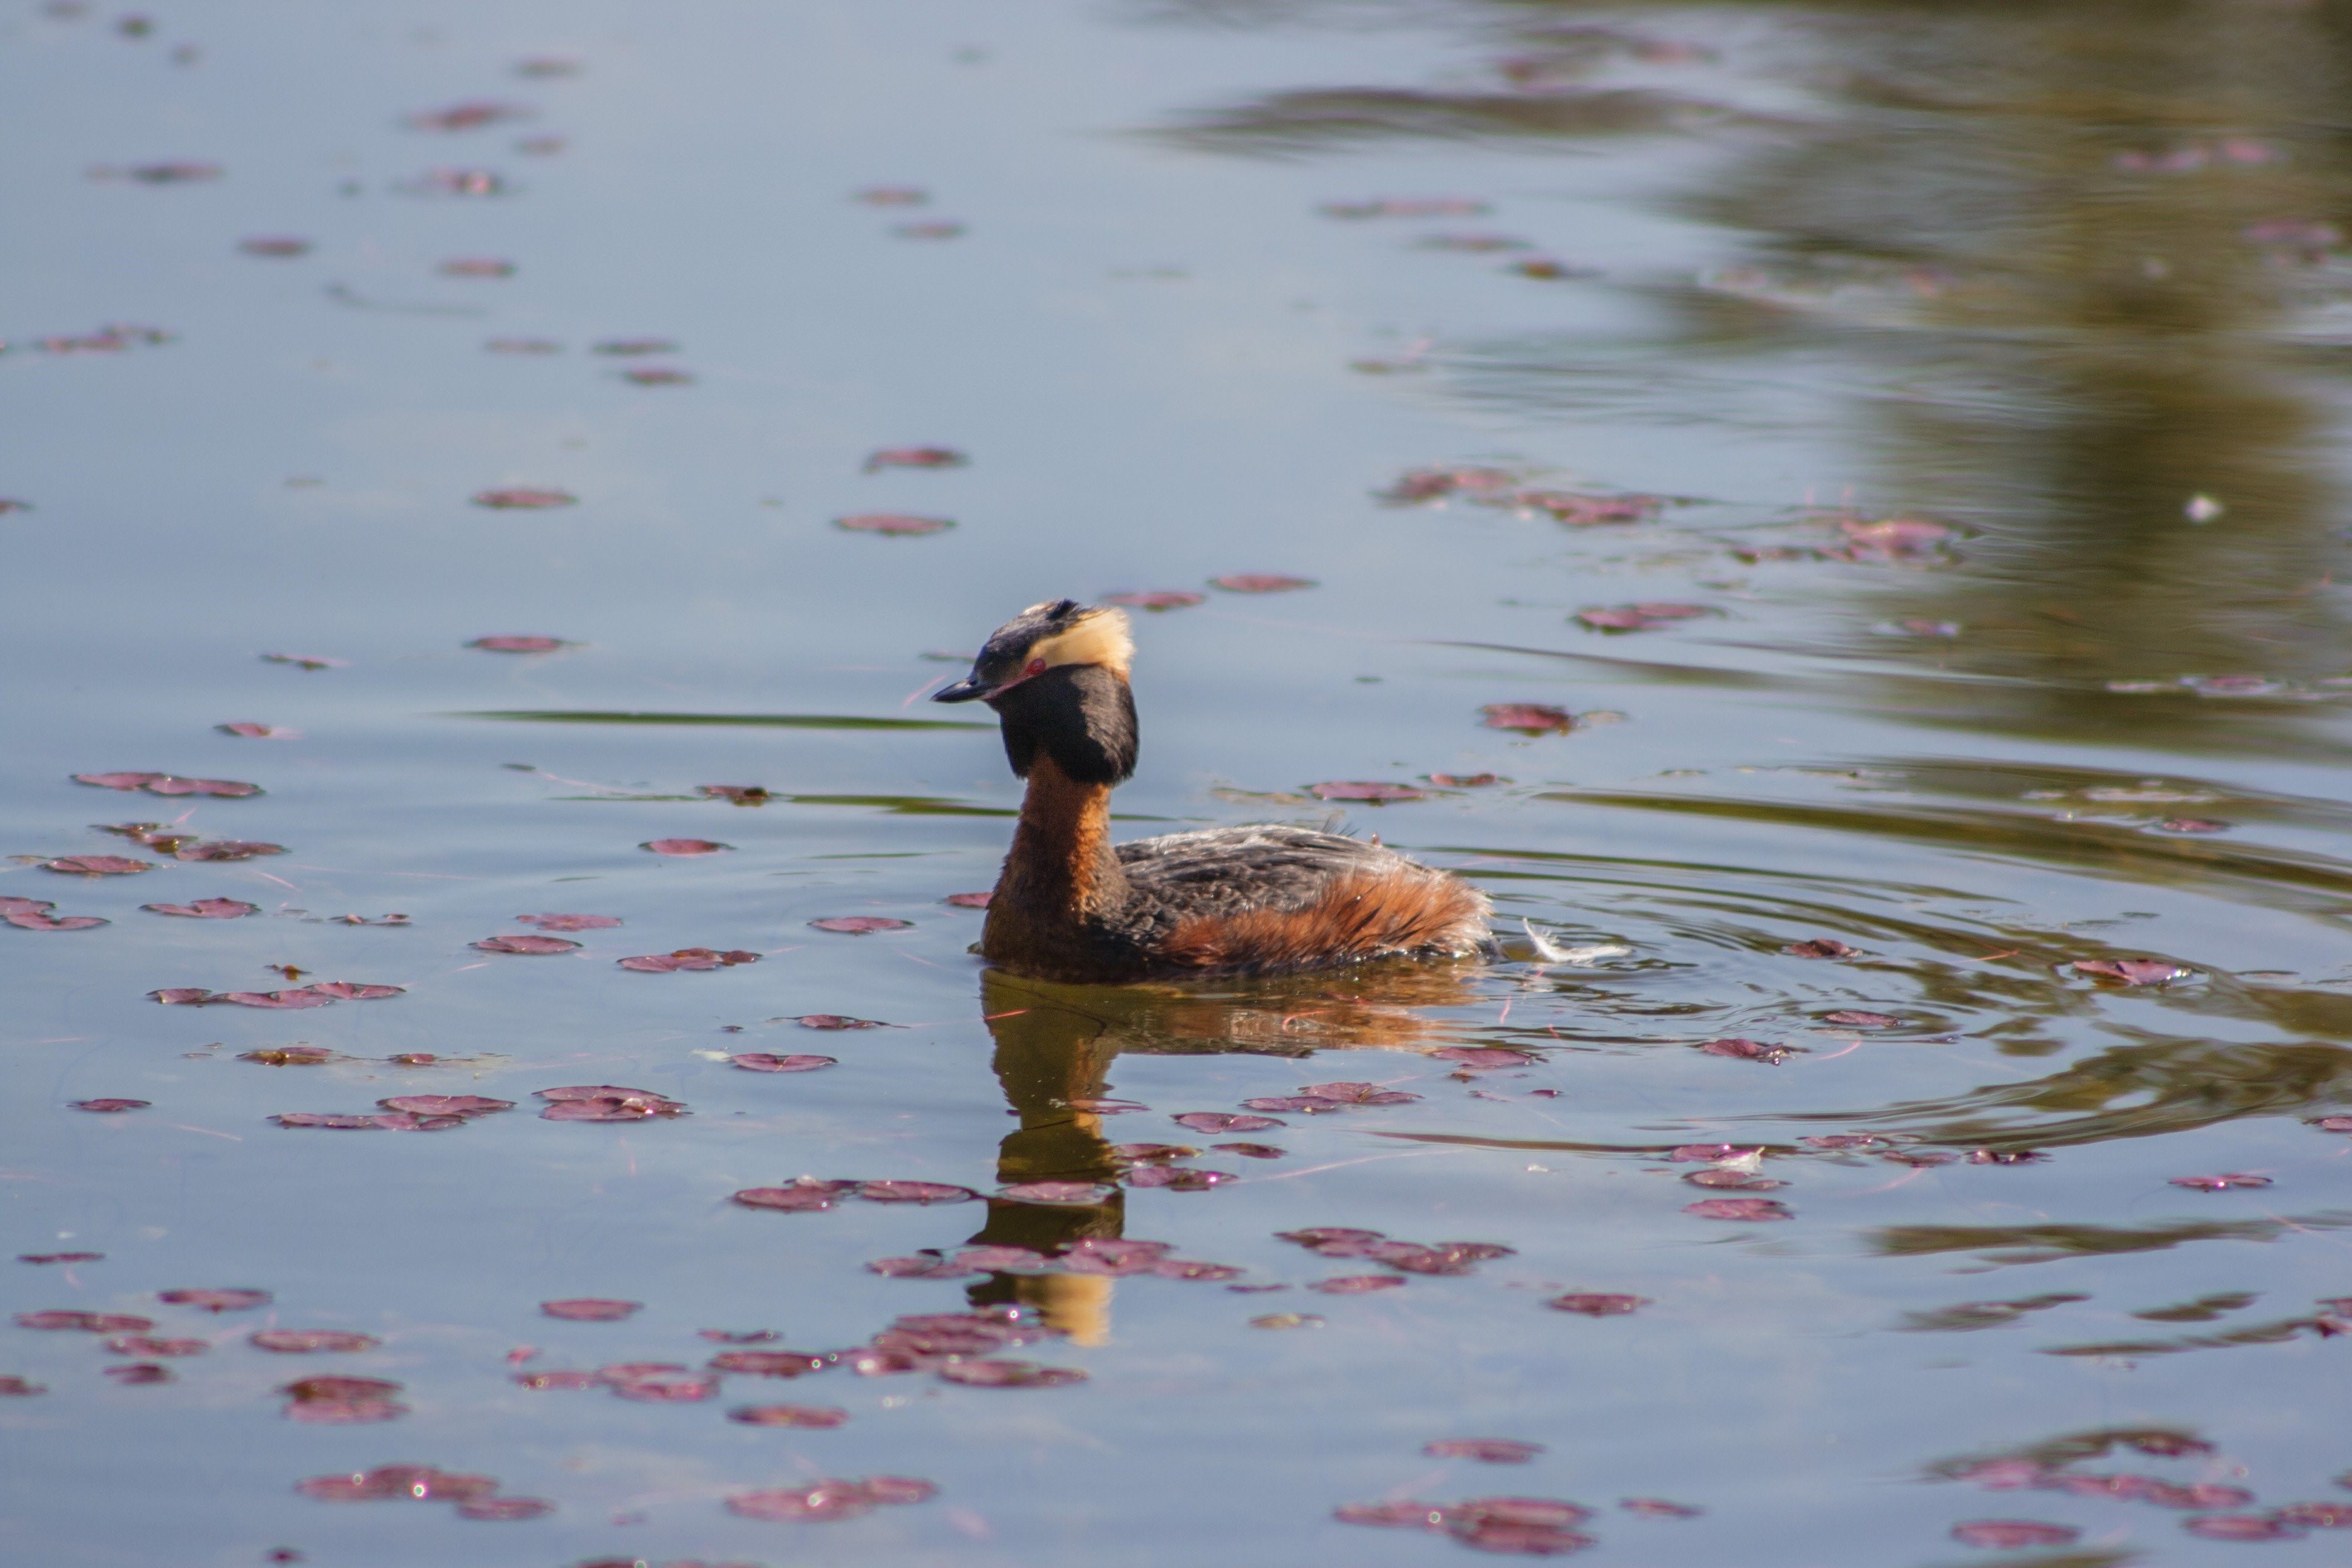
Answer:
top-left (732, 1053), bottom-right (838, 1073)
top-left (863, 446), bottom-right (968, 471)
top-left (160, 1288), bottom-right (270, 1312)
top-left (1546, 1293), bottom-right (1648, 1316)
top-left (858, 1180), bottom-right (979, 1204)
top-left (1210, 573), bottom-right (1315, 593)
top-left (1426, 1439), bottom-right (1547, 1463)
top-left (2169, 1172), bottom-right (2272, 1191)
top-left (1173, 1112), bottom-right (1283, 1133)
top-left (2071, 958), bottom-right (2192, 985)
top-left (731, 1403), bottom-right (849, 1427)
top-left (472, 488), bottom-right (576, 509)
top-left (515, 913), bottom-right (620, 930)
top-left (472, 934), bottom-right (581, 955)
top-left (1434, 1047), bottom-right (1538, 1069)
top-left (1102, 591), bottom-right (1205, 612)
top-left (809, 916), bottom-right (913, 934)
top-left (540, 1298), bottom-right (639, 1322)
top-left (377, 1095), bottom-right (512, 1117)
top-left (935, 1359), bottom-right (1085, 1388)
top-left (1479, 704), bottom-right (1575, 735)
top-left (835, 514), bottom-right (953, 536)
top-left (142, 898), bottom-right (259, 918)
top-left (16, 1310), bottom-right (153, 1332)
top-left (997, 1181), bottom-right (1112, 1204)
top-left (47, 855), bottom-right (150, 875)
top-left (1684, 1198), bottom-right (1793, 1221)
top-left (456, 1497), bottom-right (552, 1521)
top-left (1306, 781), bottom-right (1427, 803)
top-left (641, 838), bottom-right (730, 855)
top-left (468, 635), bottom-right (568, 653)
top-left (251, 1330), bottom-right (379, 1353)
top-left (733, 1181), bottom-right (857, 1213)
top-left (1699, 1037), bottom-right (1797, 1065)
top-left (1952, 1521), bottom-right (2080, 1549)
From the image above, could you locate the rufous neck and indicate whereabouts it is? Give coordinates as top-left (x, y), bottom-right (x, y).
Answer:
top-left (1004, 755), bottom-right (1127, 914)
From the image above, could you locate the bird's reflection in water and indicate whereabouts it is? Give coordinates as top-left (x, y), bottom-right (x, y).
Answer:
top-left (961, 962), bottom-right (1486, 1344)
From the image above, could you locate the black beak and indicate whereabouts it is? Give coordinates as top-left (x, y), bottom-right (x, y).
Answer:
top-left (932, 675), bottom-right (991, 704)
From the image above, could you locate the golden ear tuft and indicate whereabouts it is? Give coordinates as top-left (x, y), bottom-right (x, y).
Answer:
top-left (1030, 606), bottom-right (1134, 675)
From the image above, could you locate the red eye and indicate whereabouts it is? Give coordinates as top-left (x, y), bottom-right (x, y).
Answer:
top-left (1024, 658), bottom-right (1047, 676)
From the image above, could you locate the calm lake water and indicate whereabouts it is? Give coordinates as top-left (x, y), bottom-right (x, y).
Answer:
top-left (6, 1), bottom-right (2352, 1564)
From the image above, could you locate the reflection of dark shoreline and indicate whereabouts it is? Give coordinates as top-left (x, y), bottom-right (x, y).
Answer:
top-left (1141, 0), bottom-right (2352, 746)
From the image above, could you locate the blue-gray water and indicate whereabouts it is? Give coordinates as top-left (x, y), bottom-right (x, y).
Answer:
top-left (6, 2), bottom-right (2352, 1564)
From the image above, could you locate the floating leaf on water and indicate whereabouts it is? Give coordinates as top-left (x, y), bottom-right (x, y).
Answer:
top-left (0, 1377), bottom-right (47, 1396)
top-left (1102, 590), bottom-right (1204, 612)
top-left (159, 1288), bottom-right (269, 1312)
top-left (4, 904), bottom-right (108, 932)
top-left (18, 1252), bottom-right (105, 1264)
top-left (1821, 1010), bottom-right (1899, 1027)
top-left (1212, 1142), bottom-right (1285, 1159)
top-left (438, 256), bottom-right (514, 278)
top-left (618, 947), bottom-right (757, 972)
top-left (406, 101), bottom-right (532, 131)
top-left (809, 916), bottom-right (913, 934)
top-left (1310, 1275), bottom-right (1406, 1294)
top-left (2274, 1502), bottom-right (2352, 1526)
top-left (854, 186), bottom-right (929, 206)
top-left (540, 1299), bottom-right (639, 1322)
top-left (864, 446), bottom-right (967, 471)
top-left (1684, 1198), bottom-right (1793, 1221)
top-left (893, 221), bottom-right (964, 240)
top-left (1512, 489), bottom-right (1666, 526)
top-left (1380, 465), bottom-right (1520, 504)
top-left (69, 1098), bottom-right (150, 1112)
top-left (1124, 1166), bottom-right (1234, 1191)
top-left (1547, 1292), bottom-right (1650, 1316)
top-left (1426, 1439), bottom-right (1546, 1463)
top-left (105, 1362), bottom-right (173, 1384)
top-left (472, 934), bottom-right (581, 955)
top-left (789, 1014), bottom-right (886, 1030)
top-left (618, 365), bottom-right (693, 386)
top-left (1252, 1313), bottom-right (1323, 1329)
top-left (727, 1476), bottom-right (936, 1521)
top-left (641, 837), bottom-right (731, 856)
top-left (1785, 938), bottom-right (1858, 959)
top-left (2070, 958), bottom-right (2191, 985)
top-left (175, 840), bottom-right (287, 862)
top-left (1210, 573), bottom-right (1315, 593)
top-left (47, 855), bottom-right (151, 875)
top-left (260, 652), bottom-right (347, 670)
top-left (471, 488), bottom-right (575, 510)
top-left (698, 783), bottom-right (773, 805)
top-left (72, 772), bottom-right (253, 796)
top-left (270, 1112), bottom-right (381, 1129)
top-left (1429, 772), bottom-right (1500, 787)
top-left (468, 635), bottom-right (567, 653)
top-left (216, 722), bottom-right (298, 739)
top-left (834, 512), bottom-right (953, 537)
top-left (515, 913), bottom-right (619, 931)
top-left (1302, 1080), bottom-right (1423, 1105)
top-left (238, 237), bottom-right (312, 257)
top-left (1621, 1497), bottom-right (1704, 1518)
top-left (485, 336), bottom-right (563, 353)
top-left (1305, 781), bottom-right (1426, 803)
top-left (252, 1330), bottom-right (378, 1353)
top-left (1068, 1097), bottom-right (1148, 1114)
top-left (536, 1086), bottom-right (687, 1121)
top-left (1479, 703), bottom-right (1575, 735)
top-left (1684, 1169), bottom-right (1782, 1190)
top-left (732, 1053), bottom-right (837, 1073)
top-left (2170, 1172), bottom-right (2272, 1191)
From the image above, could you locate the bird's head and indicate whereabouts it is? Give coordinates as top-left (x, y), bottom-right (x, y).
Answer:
top-left (934, 599), bottom-right (1137, 783)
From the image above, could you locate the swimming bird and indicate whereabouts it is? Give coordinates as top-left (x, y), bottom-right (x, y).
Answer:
top-left (933, 599), bottom-right (1491, 983)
